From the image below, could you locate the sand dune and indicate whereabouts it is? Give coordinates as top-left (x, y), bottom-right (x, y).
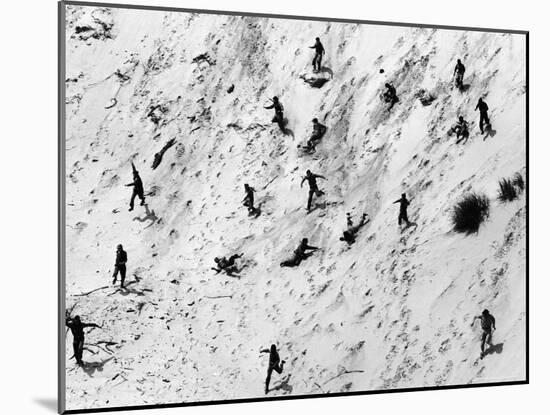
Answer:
top-left (63, 5), bottom-right (526, 411)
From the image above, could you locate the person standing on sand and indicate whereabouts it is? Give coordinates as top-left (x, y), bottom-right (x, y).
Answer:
top-left (264, 96), bottom-right (286, 133)
top-left (471, 309), bottom-right (496, 357)
top-left (261, 344), bottom-right (286, 394)
top-left (475, 98), bottom-right (491, 134)
top-left (393, 193), bottom-right (411, 227)
top-left (453, 58), bottom-right (466, 89)
top-left (243, 183), bottom-right (256, 213)
top-left (112, 244), bottom-right (127, 288)
top-left (126, 162), bottom-right (145, 211)
top-left (65, 315), bottom-right (101, 366)
top-left (309, 37), bottom-right (325, 72)
top-left (301, 170), bottom-right (326, 212)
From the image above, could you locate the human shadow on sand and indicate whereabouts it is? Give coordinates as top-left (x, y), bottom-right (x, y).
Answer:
top-left (108, 279), bottom-right (152, 297)
top-left (81, 357), bottom-right (115, 377)
top-left (483, 126), bottom-right (497, 140)
top-left (483, 342), bottom-right (504, 357)
top-left (318, 66), bottom-right (334, 79)
top-left (270, 374), bottom-right (294, 394)
top-left (133, 204), bottom-right (159, 228)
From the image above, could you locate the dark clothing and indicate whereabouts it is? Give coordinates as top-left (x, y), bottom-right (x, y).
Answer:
top-left (65, 318), bottom-right (99, 365)
top-left (454, 62), bottom-right (465, 75)
top-left (281, 241), bottom-right (317, 267)
top-left (480, 314), bottom-right (496, 331)
top-left (341, 215), bottom-right (368, 245)
top-left (453, 119), bottom-right (469, 141)
top-left (265, 101), bottom-right (283, 116)
top-left (479, 313), bottom-right (496, 352)
top-left (475, 101), bottom-right (490, 133)
top-left (115, 249), bottom-right (127, 266)
top-left (394, 197), bottom-right (410, 226)
top-left (218, 254), bottom-right (240, 269)
top-left (312, 54), bottom-right (322, 72)
top-left (309, 123), bottom-right (327, 145)
top-left (128, 176), bottom-right (144, 195)
top-left (454, 62), bottom-right (465, 87)
top-left (310, 40), bottom-right (325, 72)
top-left (265, 362), bottom-right (283, 393)
top-left (479, 112), bottom-right (491, 133)
top-left (307, 188), bottom-right (324, 211)
top-left (302, 173), bottom-right (325, 211)
top-left (383, 84), bottom-right (398, 110)
top-left (112, 264), bottom-right (126, 287)
top-left (130, 188), bottom-right (145, 210)
top-left (243, 187), bottom-right (256, 210)
top-left (215, 254), bottom-right (243, 274)
top-left (302, 174), bottom-right (324, 192)
top-left (311, 41), bottom-right (325, 55)
top-left (295, 240), bottom-right (318, 257)
top-left (265, 101), bottom-right (285, 132)
top-left (263, 348), bottom-right (284, 393)
top-left (481, 330), bottom-right (493, 352)
top-left (66, 319), bottom-right (86, 341)
top-left (73, 338), bottom-right (84, 365)
top-left (398, 210), bottom-right (409, 226)
top-left (475, 101), bottom-right (489, 114)
top-left (127, 174), bottom-right (145, 210)
top-left (113, 249), bottom-right (127, 287)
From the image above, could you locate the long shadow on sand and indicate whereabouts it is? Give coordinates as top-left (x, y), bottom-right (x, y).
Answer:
top-left (483, 342), bottom-right (504, 357)
top-left (133, 203), bottom-right (159, 228)
top-left (81, 357), bottom-right (115, 377)
top-left (270, 374), bottom-right (293, 394)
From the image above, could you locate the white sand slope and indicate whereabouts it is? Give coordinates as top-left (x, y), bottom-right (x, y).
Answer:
top-left (62, 5), bottom-right (526, 411)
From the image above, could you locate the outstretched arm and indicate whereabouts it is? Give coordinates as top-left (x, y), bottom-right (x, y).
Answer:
top-left (83, 322), bottom-right (101, 329)
top-left (260, 348), bottom-right (270, 354)
top-left (125, 182), bottom-right (135, 187)
top-left (301, 177), bottom-right (306, 187)
top-left (470, 315), bottom-right (480, 326)
top-left (305, 245), bottom-right (319, 251)
top-left (264, 103), bottom-right (274, 110)
top-left (315, 174), bottom-right (327, 180)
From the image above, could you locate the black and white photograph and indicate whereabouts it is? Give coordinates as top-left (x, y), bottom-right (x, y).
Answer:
top-left (59, 1), bottom-right (527, 412)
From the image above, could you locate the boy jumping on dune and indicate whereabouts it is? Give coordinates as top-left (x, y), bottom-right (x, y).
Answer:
top-left (261, 344), bottom-right (286, 394)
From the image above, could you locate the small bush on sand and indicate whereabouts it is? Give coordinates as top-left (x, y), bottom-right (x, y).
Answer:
top-left (512, 173), bottom-right (525, 192)
top-left (452, 193), bottom-right (490, 234)
top-left (497, 178), bottom-right (518, 202)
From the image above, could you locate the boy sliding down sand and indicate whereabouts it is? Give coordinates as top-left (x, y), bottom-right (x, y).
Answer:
top-left (280, 238), bottom-right (319, 267)
top-left (212, 253), bottom-right (244, 276)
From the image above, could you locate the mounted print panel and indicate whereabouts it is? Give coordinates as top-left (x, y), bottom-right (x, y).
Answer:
top-left (59, 1), bottom-right (528, 413)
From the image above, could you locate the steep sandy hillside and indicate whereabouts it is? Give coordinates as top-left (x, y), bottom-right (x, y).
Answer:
top-left (63, 5), bottom-right (526, 411)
